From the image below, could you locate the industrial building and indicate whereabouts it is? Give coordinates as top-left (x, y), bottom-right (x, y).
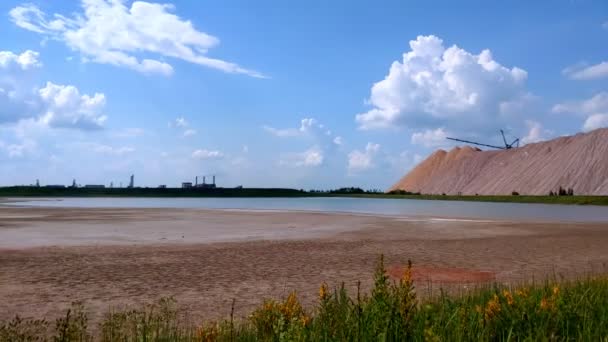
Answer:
top-left (84, 185), bottom-right (105, 189)
top-left (194, 175), bottom-right (216, 189)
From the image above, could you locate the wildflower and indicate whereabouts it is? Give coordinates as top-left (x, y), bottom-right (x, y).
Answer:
top-left (502, 289), bottom-right (514, 306)
top-left (552, 286), bottom-right (560, 297)
top-left (319, 283), bottom-right (328, 301)
top-left (300, 314), bottom-right (311, 327)
top-left (515, 288), bottom-right (529, 298)
top-left (539, 297), bottom-right (553, 311)
top-left (279, 291), bottom-right (304, 322)
top-left (484, 294), bottom-right (501, 320)
top-left (402, 260), bottom-right (413, 285)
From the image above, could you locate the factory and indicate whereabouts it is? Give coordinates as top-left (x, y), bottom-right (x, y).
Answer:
top-left (182, 175), bottom-right (217, 189)
top-left (21, 173), bottom-right (220, 190)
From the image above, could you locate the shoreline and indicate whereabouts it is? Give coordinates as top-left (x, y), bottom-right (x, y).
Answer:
top-left (2, 196), bottom-right (608, 225)
top-left (1, 205), bottom-right (607, 324)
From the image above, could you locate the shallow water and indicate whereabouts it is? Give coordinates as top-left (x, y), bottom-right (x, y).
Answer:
top-left (6, 197), bottom-right (608, 223)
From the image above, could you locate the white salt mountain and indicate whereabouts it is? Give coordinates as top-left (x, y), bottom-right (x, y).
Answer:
top-left (390, 128), bottom-right (608, 195)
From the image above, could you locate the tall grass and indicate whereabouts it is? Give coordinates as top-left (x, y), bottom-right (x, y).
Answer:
top-left (2, 256), bottom-right (607, 341)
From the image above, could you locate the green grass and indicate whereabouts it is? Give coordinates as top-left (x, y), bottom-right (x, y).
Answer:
top-left (2, 186), bottom-right (608, 206)
top-left (333, 193), bottom-right (608, 206)
top-left (2, 256), bottom-right (607, 341)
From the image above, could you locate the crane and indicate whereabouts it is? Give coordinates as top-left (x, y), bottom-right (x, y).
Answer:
top-left (446, 130), bottom-right (520, 150)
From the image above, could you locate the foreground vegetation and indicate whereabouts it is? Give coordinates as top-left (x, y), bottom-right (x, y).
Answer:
top-left (2, 257), bottom-right (607, 341)
top-left (344, 193), bottom-right (608, 206)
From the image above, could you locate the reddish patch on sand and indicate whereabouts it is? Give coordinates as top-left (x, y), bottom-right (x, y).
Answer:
top-left (388, 265), bottom-right (496, 283)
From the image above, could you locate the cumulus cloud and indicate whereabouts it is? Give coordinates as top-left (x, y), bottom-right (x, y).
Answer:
top-left (563, 62), bottom-right (608, 80)
top-left (411, 127), bottom-right (448, 147)
top-left (521, 120), bottom-right (551, 144)
top-left (10, 0), bottom-right (264, 77)
top-left (553, 92), bottom-right (608, 132)
top-left (38, 82), bottom-right (107, 129)
top-left (583, 114), bottom-right (608, 131)
top-left (279, 147), bottom-right (324, 167)
top-left (348, 143), bottom-right (380, 172)
top-left (355, 35), bottom-right (530, 132)
top-left (0, 50), bottom-right (107, 129)
top-left (553, 92), bottom-right (608, 115)
top-left (0, 50), bottom-right (41, 70)
top-left (296, 148), bottom-right (324, 167)
top-left (192, 149), bottom-right (224, 160)
top-left (333, 136), bottom-right (343, 146)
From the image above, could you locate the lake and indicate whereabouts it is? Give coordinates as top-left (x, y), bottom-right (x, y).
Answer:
top-left (6, 197), bottom-right (608, 223)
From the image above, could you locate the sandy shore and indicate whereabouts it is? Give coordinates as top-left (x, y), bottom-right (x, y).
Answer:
top-left (1, 205), bottom-right (608, 324)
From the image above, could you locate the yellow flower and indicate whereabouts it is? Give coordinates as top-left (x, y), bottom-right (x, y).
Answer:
top-left (552, 286), bottom-right (560, 297)
top-left (319, 282), bottom-right (328, 301)
top-left (502, 289), bottom-right (514, 306)
top-left (515, 288), bottom-right (529, 298)
top-left (484, 294), bottom-right (501, 320)
top-left (540, 297), bottom-right (553, 311)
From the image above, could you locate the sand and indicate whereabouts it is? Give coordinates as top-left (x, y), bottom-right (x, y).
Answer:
top-left (1, 205), bottom-right (608, 324)
top-left (390, 127), bottom-right (608, 195)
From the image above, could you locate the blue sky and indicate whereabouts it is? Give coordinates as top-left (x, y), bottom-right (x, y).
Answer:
top-left (0, 0), bottom-right (607, 189)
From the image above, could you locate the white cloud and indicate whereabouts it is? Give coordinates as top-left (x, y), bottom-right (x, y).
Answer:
top-left (182, 129), bottom-right (197, 137)
top-left (411, 127), bottom-right (448, 147)
top-left (297, 148), bottom-right (324, 167)
top-left (264, 118), bottom-right (341, 147)
top-left (174, 117), bottom-right (189, 128)
top-left (10, 1), bottom-right (264, 78)
top-left (0, 50), bottom-right (41, 70)
top-left (279, 147), bottom-right (324, 167)
top-left (583, 114), bottom-right (608, 132)
top-left (0, 50), bottom-right (107, 129)
top-left (169, 117), bottom-right (197, 137)
top-left (38, 82), bottom-right (107, 129)
top-left (333, 136), bottom-right (343, 146)
top-left (521, 120), bottom-right (551, 144)
top-left (263, 118), bottom-right (330, 138)
top-left (355, 35), bottom-right (529, 131)
top-left (553, 92), bottom-right (608, 115)
top-left (348, 142), bottom-right (380, 172)
top-left (563, 62), bottom-right (608, 80)
top-left (553, 92), bottom-right (608, 132)
top-left (192, 149), bottom-right (224, 160)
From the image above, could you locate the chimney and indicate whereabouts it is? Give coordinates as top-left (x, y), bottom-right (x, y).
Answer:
top-left (195, 176), bottom-right (198, 186)
top-left (203, 176), bottom-right (206, 185)
top-left (213, 175), bottom-right (215, 185)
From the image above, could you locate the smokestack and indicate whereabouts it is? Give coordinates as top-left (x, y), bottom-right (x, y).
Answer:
top-left (213, 175), bottom-right (215, 185)
top-left (203, 176), bottom-right (206, 185)
top-left (195, 176), bottom-right (198, 186)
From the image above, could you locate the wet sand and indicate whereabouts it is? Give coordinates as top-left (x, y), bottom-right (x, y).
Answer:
top-left (1, 205), bottom-right (607, 323)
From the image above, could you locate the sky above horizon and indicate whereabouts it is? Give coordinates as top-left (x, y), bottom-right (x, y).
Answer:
top-left (1, 0), bottom-right (607, 189)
